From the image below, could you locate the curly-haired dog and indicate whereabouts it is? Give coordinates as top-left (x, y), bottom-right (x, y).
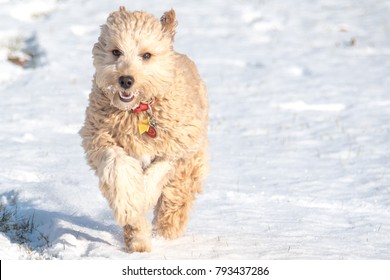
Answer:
top-left (79, 7), bottom-right (208, 253)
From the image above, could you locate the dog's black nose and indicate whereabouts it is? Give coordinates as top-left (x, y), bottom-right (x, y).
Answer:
top-left (118, 75), bottom-right (134, 89)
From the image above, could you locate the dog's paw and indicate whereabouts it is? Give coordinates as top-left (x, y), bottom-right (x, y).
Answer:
top-left (155, 225), bottom-right (183, 240)
top-left (126, 237), bottom-right (151, 253)
top-left (123, 224), bottom-right (151, 253)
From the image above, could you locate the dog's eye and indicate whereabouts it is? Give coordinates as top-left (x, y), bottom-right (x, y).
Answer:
top-left (141, 52), bottom-right (152, 60)
top-left (112, 49), bottom-right (122, 57)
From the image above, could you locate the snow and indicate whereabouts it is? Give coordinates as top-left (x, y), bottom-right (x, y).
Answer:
top-left (0, 0), bottom-right (390, 260)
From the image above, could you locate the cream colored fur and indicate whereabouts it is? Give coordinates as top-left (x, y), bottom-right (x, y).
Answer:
top-left (79, 7), bottom-right (208, 253)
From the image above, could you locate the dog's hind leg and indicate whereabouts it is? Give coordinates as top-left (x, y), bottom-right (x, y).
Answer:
top-left (153, 150), bottom-right (206, 239)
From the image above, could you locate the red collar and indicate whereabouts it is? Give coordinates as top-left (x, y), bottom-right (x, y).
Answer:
top-left (132, 98), bottom-right (156, 113)
top-left (133, 103), bottom-right (149, 113)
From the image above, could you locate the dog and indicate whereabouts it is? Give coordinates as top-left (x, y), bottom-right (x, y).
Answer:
top-left (79, 7), bottom-right (208, 253)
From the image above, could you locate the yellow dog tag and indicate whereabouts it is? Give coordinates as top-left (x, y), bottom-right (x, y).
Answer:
top-left (138, 118), bottom-right (150, 135)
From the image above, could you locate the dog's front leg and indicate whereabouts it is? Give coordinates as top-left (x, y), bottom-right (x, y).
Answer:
top-left (143, 159), bottom-right (174, 209)
top-left (97, 147), bottom-right (152, 252)
top-left (97, 147), bottom-right (145, 225)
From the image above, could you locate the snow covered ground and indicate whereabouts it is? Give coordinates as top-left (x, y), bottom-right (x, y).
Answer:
top-left (1, 0), bottom-right (390, 259)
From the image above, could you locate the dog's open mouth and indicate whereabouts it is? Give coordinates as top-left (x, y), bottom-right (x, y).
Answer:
top-left (119, 92), bottom-right (135, 103)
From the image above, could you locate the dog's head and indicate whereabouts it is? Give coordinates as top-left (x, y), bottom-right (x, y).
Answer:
top-left (93, 7), bottom-right (177, 111)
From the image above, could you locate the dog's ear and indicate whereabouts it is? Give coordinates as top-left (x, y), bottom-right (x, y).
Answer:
top-left (161, 9), bottom-right (177, 41)
top-left (119, 6), bottom-right (126, 12)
